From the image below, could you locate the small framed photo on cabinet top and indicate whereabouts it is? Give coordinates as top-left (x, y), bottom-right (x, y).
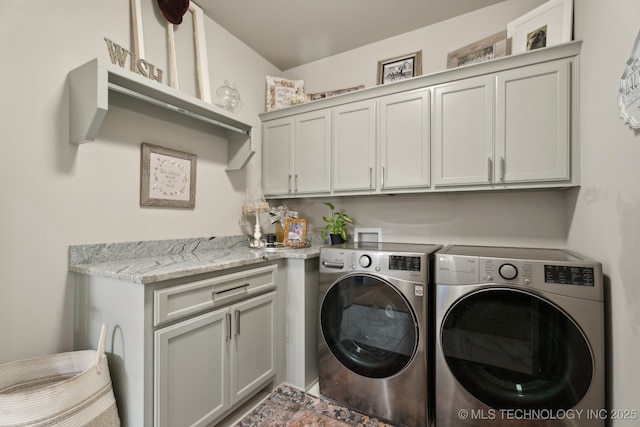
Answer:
top-left (377, 51), bottom-right (422, 85)
top-left (283, 218), bottom-right (308, 247)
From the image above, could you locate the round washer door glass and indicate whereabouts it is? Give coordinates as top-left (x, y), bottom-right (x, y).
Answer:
top-left (321, 274), bottom-right (418, 378)
top-left (441, 289), bottom-right (593, 410)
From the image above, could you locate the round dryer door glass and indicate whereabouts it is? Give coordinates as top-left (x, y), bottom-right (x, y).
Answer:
top-left (320, 274), bottom-right (418, 378)
top-left (441, 289), bottom-right (593, 410)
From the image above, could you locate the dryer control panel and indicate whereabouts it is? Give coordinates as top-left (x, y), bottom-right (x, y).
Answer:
top-left (436, 255), bottom-right (597, 287)
top-left (435, 246), bottom-right (603, 301)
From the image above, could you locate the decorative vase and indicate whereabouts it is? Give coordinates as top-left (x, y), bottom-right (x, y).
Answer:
top-left (330, 234), bottom-right (346, 245)
top-left (275, 221), bottom-right (285, 243)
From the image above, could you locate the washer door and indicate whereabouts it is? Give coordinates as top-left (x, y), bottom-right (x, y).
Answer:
top-left (441, 288), bottom-right (593, 410)
top-left (321, 274), bottom-right (418, 378)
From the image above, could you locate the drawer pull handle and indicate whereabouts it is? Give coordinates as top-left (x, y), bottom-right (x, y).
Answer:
top-left (235, 310), bottom-right (241, 336)
top-left (213, 283), bottom-right (250, 300)
top-left (226, 313), bottom-right (232, 340)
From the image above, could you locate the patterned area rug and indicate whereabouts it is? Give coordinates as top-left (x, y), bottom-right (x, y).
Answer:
top-left (235, 384), bottom-right (399, 427)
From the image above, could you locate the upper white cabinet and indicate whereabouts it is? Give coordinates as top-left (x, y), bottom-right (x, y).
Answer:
top-left (377, 89), bottom-right (431, 191)
top-left (68, 59), bottom-right (256, 170)
top-left (260, 42), bottom-right (581, 197)
top-left (495, 60), bottom-right (570, 183)
top-left (262, 117), bottom-right (294, 196)
top-left (332, 100), bottom-right (376, 192)
top-left (331, 91), bottom-right (431, 195)
top-left (432, 75), bottom-right (496, 186)
top-left (296, 110), bottom-right (332, 194)
top-left (433, 59), bottom-right (571, 187)
top-left (262, 110), bottom-right (331, 197)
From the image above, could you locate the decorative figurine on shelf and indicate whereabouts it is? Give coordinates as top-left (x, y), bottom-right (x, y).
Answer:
top-left (269, 205), bottom-right (299, 244)
top-left (214, 80), bottom-right (243, 113)
top-left (242, 187), bottom-right (270, 248)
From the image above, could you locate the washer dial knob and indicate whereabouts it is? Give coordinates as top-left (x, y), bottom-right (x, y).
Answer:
top-left (359, 255), bottom-right (372, 268)
top-left (499, 263), bottom-right (518, 280)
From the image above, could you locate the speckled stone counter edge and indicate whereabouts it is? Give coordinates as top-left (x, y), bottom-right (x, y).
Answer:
top-left (69, 235), bottom-right (249, 265)
top-left (68, 234), bottom-right (325, 284)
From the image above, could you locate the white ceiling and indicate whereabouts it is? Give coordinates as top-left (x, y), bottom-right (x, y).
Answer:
top-left (196, 0), bottom-right (508, 71)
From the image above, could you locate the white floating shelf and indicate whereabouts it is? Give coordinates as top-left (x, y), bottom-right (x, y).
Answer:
top-left (68, 58), bottom-right (255, 170)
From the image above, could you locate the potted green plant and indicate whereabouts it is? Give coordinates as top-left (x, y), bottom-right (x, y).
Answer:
top-left (321, 202), bottom-right (354, 245)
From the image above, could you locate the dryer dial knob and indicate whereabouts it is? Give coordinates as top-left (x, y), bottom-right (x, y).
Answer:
top-left (499, 263), bottom-right (518, 280)
top-left (359, 255), bottom-right (372, 268)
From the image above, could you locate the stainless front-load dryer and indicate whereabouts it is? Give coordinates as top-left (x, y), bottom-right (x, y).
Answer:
top-left (318, 242), bottom-right (441, 427)
top-left (434, 245), bottom-right (605, 427)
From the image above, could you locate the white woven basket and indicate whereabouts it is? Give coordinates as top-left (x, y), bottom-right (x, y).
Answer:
top-left (0, 324), bottom-right (120, 426)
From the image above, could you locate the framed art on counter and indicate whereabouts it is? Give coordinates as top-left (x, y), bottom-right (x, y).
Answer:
top-left (283, 218), bottom-right (308, 247)
top-left (140, 143), bottom-right (196, 208)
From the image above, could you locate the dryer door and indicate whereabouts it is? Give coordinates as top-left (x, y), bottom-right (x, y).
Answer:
top-left (441, 288), bottom-right (593, 410)
top-left (320, 273), bottom-right (418, 378)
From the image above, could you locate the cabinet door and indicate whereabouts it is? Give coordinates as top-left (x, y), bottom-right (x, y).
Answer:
top-left (495, 60), bottom-right (570, 183)
top-left (332, 100), bottom-right (376, 192)
top-left (230, 291), bottom-right (276, 404)
top-left (154, 309), bottom-right (229, 427)
top-left (294, 110), bottom-right (331, 194)
top-left (262, 117), bottom-right (294, 196)
top-left (377, 89), bottom-right (431, 191)
top-left (433, 75), bottom-right (494, 186)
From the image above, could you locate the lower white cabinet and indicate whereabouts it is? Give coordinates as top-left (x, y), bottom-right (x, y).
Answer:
top-left (282, 258), bottom-right (319, 391)
top-left (74, 263), bottom-right (280, 427)
top-left (154, 291), bottom-right (276, 427)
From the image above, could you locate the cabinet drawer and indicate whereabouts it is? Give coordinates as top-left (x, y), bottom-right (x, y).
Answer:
top-left (154, 264), bottom-right (277, 326)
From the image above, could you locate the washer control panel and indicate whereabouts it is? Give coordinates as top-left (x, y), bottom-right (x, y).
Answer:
top-left (320, 248), bottom-right (427, 282)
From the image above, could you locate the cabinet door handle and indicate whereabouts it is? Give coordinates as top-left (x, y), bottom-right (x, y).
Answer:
top-left (381, 167), bottom-right (385, 188)
top-left (488, 158), bottom-right (493, 182)
top-left (294, 174), bottom-right (298, 193)
top-left (226, 312), bottom-right (232, 340)
top-left (500, 156), bottom-right (506, 181)
top-left (369, 167), bottom-right (373, 188)
top-left (235, 309), bottom-right (241, 336)
top-left (288, 175), bottom-right (292, 193)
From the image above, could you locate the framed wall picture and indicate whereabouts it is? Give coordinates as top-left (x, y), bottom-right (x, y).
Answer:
top-left (507, 0), bottom-right (573, 55)
top-left (377, 51), bottom-right (422, 85)
top-left (447, 31), bottom-right (508, 68)
top-left (283, 218), bottom-right (308, 247)
top-left (140, 143), bottom-right (196, 208)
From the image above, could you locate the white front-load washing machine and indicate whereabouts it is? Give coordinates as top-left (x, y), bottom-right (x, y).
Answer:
top-left (434, 245), bottom-right (605, 427)
top-left (318, 242), bottom-right (441, 427)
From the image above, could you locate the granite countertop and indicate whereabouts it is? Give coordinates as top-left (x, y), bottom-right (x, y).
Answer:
top-left (69, 236), bottom-right (324, 284)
